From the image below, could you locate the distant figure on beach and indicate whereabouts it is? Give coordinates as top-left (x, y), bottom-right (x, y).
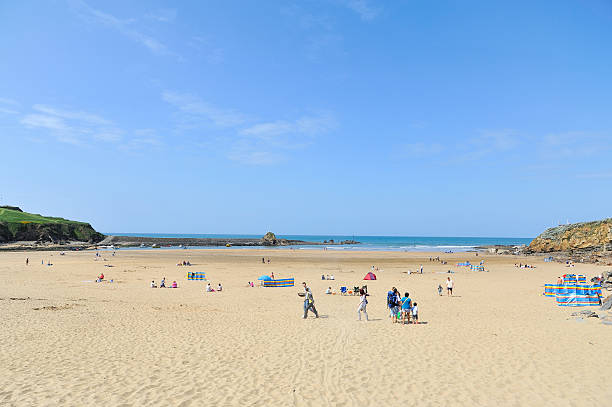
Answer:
top-left (357, 288), bottom-right (368, 321)
top-left (446, 277), bottom-right (454, 296)
top-left (557, 276), bottom-right (563, 284)
top-left (206, 283), bottom-right (213, 292)
top-left (326, 287), bottom-right (332, 294)
top-left (160, 278), bottom-right (166, 288)
top-left (151, 280), bottom-right (157, 288)
top-left (411, 302), bottom-right (419, 324)
top-left (301, 282), bottom-right (319, 319)
top-left (330, 274), bottom-right (335, 280)
top-left (262, 257), bottom-right (265, 264)
top-left (437, 284), bottom-right (443, 296)
top-left (26, 258), bottom-right (28, 265)
top-left (271, 272), bottom-right (275, 280)
top-left (420, 264), bottom-right (423, 274)
top-left (267, 258), bottom-right (271, 264)
top-left (217, 283), bottom-right (222, 292)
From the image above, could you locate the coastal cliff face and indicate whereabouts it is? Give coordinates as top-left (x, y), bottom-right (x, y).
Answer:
top-left (528, 219), bottom-right (612, 253)
top-left (0, 206), bottom-right (105, 243)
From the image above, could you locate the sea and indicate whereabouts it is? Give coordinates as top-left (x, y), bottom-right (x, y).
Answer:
top-left (103, 233), bottom-right (533, 252)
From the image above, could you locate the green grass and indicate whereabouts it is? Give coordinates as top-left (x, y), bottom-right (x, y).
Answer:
top-left (0, 208), bottom-right (88, 225)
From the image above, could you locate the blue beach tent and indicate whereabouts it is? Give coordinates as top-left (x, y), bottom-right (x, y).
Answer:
top-left (258, 275), bottom-right (272, 281)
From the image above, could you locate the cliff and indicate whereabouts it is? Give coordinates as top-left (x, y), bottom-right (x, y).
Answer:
top-left (527, 218), bottom-right (612, 253)
top-left (0, 206), bottom-right (105, 243)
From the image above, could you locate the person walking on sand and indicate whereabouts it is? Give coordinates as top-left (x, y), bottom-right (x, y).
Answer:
top-left (446, 277), bottom-right (454, 296)
top-left (301, 282), bottom-right (319, 319)
top-left (26, 258), bottom-right (29, 266)
top-left (357, 288), bottom-right (369, 321)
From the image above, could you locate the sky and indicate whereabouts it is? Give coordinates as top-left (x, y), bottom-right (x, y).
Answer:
top-left (1, 0), bottom-right (611, 237)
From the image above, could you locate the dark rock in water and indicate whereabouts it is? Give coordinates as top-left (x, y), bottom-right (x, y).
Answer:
top-left (600, 295), bottom-right (612, 311)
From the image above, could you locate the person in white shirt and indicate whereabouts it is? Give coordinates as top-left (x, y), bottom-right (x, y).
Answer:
top-left (150, 280), bottom-right (156, 288)
top-left (206, 283), bottom-right (213, 292)
top-left (357, 288), bottom-right (368, 321)
top-left (411, 302), bottom-right (419, 324)
top-left (217, 283), bottom-right (222, 292)
top-left (325, 287), bottom-right (332, 294)
top-left (446, 277), bottom-right (454, 296)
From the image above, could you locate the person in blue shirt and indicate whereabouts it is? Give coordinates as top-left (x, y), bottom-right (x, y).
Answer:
top-left (400, 292), bottom-right (412, 324)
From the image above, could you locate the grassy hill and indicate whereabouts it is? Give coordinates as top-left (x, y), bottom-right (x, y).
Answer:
top-left (0, 206), bottom-right (104, 243)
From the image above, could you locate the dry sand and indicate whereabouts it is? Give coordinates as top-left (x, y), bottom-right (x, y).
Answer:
top-left (1, 249), bottom-right (611, 406)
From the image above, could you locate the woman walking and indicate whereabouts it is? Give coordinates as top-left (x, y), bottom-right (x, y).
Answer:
top-left (357, 288), bottom-right (369, 321)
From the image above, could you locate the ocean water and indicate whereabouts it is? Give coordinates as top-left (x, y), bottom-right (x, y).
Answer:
top-left (104, 233), bottom-right (533, 252)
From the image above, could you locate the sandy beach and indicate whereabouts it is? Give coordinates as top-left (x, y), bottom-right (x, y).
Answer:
top-left (1, 249), bottom-right (611, 406)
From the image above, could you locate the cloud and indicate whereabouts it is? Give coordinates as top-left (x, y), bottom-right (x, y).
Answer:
top-left (0, 107), bottom-right (19, 115)
top-left (163, 88), bottom-right (336, 165)
top-left (21, 114), bottom-right (69, 132)
top-left (576, 172), bottom-right (612, 179)
top-left (33, 104), bottom-right (111, 126)
top-left (71, 0), bottom-right (171, 56)
top-left (19, 104), bottom-right (125, 145)
top-left (162, 91), bottom-right (246, 128)
top-left (0, 97), bottom-right (20, 106)
top-left (339, 0), bottom-right (380, 21)
top-left (539, 131), bottom-right (610, 158)
top-left (145, 9), bottom-right (177, 23)
top-left (400, 142), bottom-right (444, 156)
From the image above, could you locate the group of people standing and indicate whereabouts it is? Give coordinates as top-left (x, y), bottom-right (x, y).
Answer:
top-left (387, 287), bottom-right (418, 324)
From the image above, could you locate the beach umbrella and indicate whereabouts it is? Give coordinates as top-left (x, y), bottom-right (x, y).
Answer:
top-left (258, 275), bottom-right (272, 281)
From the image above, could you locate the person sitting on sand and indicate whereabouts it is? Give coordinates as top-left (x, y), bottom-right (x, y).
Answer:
top-left (206, 283), bottom-right (214, 292)
top-left (322, 274), bottom-right (326, 280)
top-left (160, 278), bottom-right (166, 288)
top-left (98, 273), bottom-right (104, 281)
top-left (330, 274), bottom-right (335, 280)
top-left (172, 281), bottom-right (177, 288)
top-left (325, 287), bottom-right (332, 294)
top-left (151, 280), bottom-right (157, 288)
top-left (217, 283), bottom-right (222, 292)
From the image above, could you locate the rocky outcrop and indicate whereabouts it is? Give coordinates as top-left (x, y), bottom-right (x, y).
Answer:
top-left (527, 219), bottom-right (612, 253)
top-left (261, 232), bottom-right (278, 246)
top-left (0, 221), bottom-right (104, 244)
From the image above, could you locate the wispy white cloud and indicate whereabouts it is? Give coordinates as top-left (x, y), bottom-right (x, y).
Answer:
top-left (71, 0), bottom-right (171, 56)
top-left (163, 90), bottom-right (336, 165)
top-left (162, 91), bottom-right (246, 128)
top-left (540, 131), bottom-right (610, 158)
top-left (576, 172), bottom-right (612, 179)
top-left (0, 97), bottom-right (20, 106)
top-left (21, 114), bottom-right (69, 132)
top-left (0, 107), bottom-right (19, 115)
top-left (33, 104), bottom-right (111, 126)
top-left (187, 36), bottom-right (225, 64)
top-left (339, 0), bottom-right (380, 21)
top-left (19, 103), bottom-right (124, 145)
top-left (145, 8), bottom-right (177, 23)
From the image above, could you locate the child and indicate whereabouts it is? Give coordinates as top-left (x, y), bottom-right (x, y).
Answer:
top-left (437, 284), bottom-right (443, 296)
top-left (411, 302), bottom-right (418, 324)
top-left (171, 281), bottom-right (178, 288)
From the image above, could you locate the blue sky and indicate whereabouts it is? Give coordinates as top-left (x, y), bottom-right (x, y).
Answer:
top-left (1, 0), bottom-right (611, 237)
